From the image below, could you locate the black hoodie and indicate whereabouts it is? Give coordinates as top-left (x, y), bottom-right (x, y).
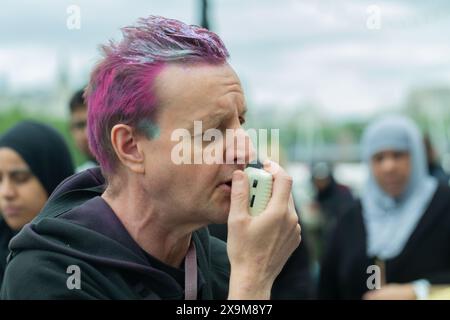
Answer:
top-left (0, 217), bottom-right (15, 285)
top-left (1, 168), bottom-right (229, 299)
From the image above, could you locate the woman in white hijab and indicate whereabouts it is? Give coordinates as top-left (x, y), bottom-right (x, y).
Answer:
top-left (318, 115), bottom-right (450, 300)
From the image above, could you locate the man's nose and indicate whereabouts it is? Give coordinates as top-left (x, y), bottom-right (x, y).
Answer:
top-left (228, 128), bottom-right (256, 167)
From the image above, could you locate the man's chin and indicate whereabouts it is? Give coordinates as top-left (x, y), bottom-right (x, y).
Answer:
top-left (209, 203), bottom-right (230, 224)
top-left (205, 191), bottom-right (231, 223)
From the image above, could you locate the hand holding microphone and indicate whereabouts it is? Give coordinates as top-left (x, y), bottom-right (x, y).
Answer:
top-left (227, 160), bottom-right (301, 300)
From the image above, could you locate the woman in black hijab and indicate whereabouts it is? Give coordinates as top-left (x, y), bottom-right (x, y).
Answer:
top-left (0, 121), bottom-right (74, 285)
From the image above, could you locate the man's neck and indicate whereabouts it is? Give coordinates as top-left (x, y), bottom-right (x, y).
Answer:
top-left (102, 189), bottom-right (198, 268)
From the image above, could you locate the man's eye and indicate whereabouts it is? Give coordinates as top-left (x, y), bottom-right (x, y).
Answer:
top-left (239, 117), bottom-right (246, 125)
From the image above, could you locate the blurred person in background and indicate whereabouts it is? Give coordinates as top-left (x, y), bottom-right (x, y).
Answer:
top-left (0, 219), bottom-right (14, 292)
top-left (0, 121), bottom-right (74, 287)
top-left (308, 161), bottom-right (354, 260)
top-left (318, 115), bottom-right (450, 300)
top-left (424, 134), bottom-right (450, 186)
top-left (69, 89), bottom-right (98, 172)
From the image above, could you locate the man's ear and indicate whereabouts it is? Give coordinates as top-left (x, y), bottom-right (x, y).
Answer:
top-left (110, 124), bottom-right (145, 174)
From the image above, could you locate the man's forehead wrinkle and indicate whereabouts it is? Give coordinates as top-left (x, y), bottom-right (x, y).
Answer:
top-left (158, 64), bottom-right (242, 98)
top-left (192, 103), bottom-right (229, 127)
top-left (209, 106), bottom-right (231, 122)
top-left (191, 71), bottom-right (244, 118)
top-left (226, 90), bottom-right (247, 116)
top-left (155, 64), bottom-right (246, 129)
top-left (215, 74), bottom-right (242, 93)
top-left (233, 91), bottom-right (247, 115)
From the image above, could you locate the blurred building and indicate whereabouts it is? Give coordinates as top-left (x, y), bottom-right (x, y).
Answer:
top-left (0, 55), bottom-right (72, 119)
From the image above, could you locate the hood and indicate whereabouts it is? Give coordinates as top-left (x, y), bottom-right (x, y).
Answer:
top-left (7, 167), bottom-right (217, 299)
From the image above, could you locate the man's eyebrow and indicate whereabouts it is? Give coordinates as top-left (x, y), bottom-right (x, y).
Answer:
top-left (183, 112), bottom-right (224, 133)
top-left (201, 109), bottom-right (229, 128)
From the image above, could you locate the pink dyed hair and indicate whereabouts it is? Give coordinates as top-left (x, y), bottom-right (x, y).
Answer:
top-left (84, 16), bottom-right (229, 174)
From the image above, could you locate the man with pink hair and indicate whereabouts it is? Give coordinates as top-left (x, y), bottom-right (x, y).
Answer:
top-left (1, 16), bottom-right (301, 299)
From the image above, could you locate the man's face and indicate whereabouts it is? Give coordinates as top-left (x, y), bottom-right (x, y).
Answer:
top-left (371, 150), bottom-right (411, 198)
top-left (138, 63), bottom-right (253, 225)
top-left (70, 106), bottom-right (93, 159)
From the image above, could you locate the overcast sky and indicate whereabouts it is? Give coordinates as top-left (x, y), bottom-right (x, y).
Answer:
top-left (1, 0), bottom-right (450, 119)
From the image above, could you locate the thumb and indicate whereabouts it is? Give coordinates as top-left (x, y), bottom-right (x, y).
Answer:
top-left (229, 170), bottom-right (250, 219)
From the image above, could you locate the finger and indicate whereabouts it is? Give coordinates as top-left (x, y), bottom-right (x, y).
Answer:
top-left (229, 170), bottom-right (250, 220)
top-left (263, 160), bottom-right (292, 212)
